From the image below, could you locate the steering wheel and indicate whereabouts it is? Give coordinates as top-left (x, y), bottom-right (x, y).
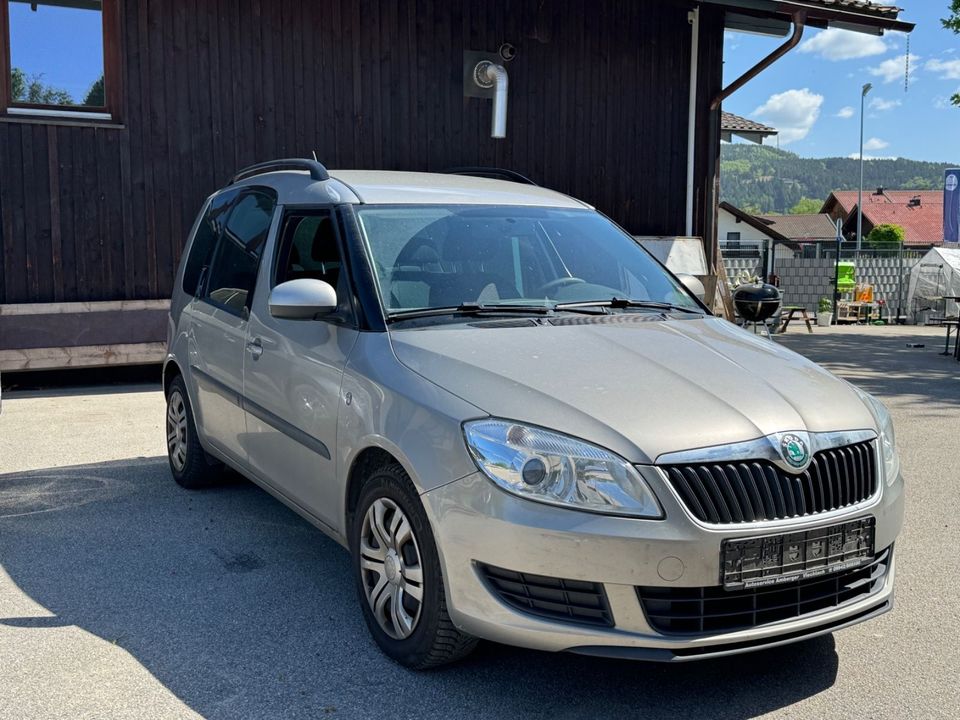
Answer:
top-left (536, 277), bottom-right (586, 297)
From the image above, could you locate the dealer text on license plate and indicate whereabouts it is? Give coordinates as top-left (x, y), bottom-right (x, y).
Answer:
top-left (721, 517), bottom-right (875, 590)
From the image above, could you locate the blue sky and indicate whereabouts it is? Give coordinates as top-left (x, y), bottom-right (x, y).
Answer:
top-left (9, 2), bottom-right (103, 101)
top-left (723, 2), bottom-right (959, 163)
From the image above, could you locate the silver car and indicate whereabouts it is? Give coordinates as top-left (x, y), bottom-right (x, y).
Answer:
top-left (163, 159), bottom-right (903, 669)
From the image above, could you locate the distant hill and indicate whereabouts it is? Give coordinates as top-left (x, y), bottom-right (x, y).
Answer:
top-left (720, 144), bottom-right (956, 215)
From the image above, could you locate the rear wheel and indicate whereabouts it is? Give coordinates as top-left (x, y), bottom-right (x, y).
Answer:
top-left (165, 375), bottom-right (223, 489)
top-left (351, 463), bottom-right (477, 669)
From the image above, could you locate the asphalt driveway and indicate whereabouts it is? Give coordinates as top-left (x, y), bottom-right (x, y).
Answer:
top-left (0, 325), bottom-right (958, 719)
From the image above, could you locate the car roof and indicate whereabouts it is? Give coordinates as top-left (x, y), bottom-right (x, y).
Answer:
top-left (230, 169), bottom-right (592, 209)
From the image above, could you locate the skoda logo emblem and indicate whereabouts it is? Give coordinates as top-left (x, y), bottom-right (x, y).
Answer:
top-left (948, 173), bottom-right (959, 193)
top-left (780, 433), bottom-right (809, 469)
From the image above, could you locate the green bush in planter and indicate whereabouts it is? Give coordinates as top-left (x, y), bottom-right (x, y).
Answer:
top-left (818, 297), bottom-right (832, 313)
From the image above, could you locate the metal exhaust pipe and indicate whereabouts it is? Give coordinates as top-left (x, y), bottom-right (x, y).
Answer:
top-left (474, 60), bottom-right (508, 138)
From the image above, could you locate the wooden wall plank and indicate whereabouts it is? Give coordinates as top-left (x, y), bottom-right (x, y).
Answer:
top-left (56, 125), bottom-right (78, 301)
top-left (47, 126), bottom-right (63, 302)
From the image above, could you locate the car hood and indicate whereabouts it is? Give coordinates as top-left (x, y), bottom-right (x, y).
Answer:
top-left (389, 316), bottom-right (876, 464)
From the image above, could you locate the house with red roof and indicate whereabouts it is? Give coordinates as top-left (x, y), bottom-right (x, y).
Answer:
top-left (821, 189), bottom-right (943, 247)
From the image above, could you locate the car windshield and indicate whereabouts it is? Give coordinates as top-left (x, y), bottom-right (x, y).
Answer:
top-left (354, 205), bottom-right (702, 317)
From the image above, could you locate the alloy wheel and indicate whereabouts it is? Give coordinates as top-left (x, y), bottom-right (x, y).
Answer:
top-left (166, 390), bottom-right (188, 472)
top-left (359, 497), bottom-right (425, 640)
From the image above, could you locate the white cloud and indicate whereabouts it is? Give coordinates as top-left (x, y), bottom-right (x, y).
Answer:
top-left (934, 95), bottom-right (957, 110)
top-left (926, 58), bottom-right (960, 80)
top-left (799, 28), bottom-right (888, 60)
top-left (752, 89), bottom-right (823, 145)
top-left (868, 97), bottom-right (901, 112)
top-left (867, 54), bottom-right (920, 84)
top-left (835, 106), bottom-right (855, 119)
top-left (863, 137), bottom-right (889, 151)
top-left (847, 154), bottom-right (897, 160)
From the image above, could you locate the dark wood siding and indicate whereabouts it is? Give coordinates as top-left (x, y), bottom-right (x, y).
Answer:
top-left (0, 0), bottom-right (722, 305)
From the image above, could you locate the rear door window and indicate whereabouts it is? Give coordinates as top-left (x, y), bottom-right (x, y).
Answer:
top-left (181, 190), bottom-right (236, 296)
top-left (202, 189), bottom-right (276, 316)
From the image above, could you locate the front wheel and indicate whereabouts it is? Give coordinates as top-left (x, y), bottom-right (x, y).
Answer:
top-left (351, 463), bottom-right (477, 669)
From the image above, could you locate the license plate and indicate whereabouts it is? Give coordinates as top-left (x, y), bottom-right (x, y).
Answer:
top-left (721, 517), bottom-right (875, 590)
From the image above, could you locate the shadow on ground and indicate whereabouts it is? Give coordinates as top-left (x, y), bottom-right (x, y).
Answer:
top-left (0, 364), bottom-right (161, 396)
top-left (778, 329), bottom-right (960, 408)
top-left (0, 457), bottom-right (838, 719)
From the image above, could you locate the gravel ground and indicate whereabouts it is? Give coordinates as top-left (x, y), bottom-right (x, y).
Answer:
top-left (0, 325), bottom-right (958, 719)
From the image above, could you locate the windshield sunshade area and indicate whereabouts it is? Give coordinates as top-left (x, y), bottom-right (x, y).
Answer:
top-left (355, 205), bottom-right (702, 319)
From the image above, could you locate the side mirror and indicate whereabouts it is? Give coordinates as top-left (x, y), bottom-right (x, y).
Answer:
top-left (269, 278), bottom-right (337, 320)
top-left (676, 273), bottom-right (706, 303)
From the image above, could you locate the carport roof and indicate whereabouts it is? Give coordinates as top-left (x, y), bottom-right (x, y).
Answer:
top-left (707, 0), bottom-right (913, 35)
top-left (721, 111), bottom-right (778, 144)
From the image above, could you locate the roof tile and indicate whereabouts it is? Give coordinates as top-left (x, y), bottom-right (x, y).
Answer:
top-left (721, 111), bottom-right (778, 135)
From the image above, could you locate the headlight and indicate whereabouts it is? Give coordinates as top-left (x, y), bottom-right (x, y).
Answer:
top-left (856, 390), bottom-right (900, 486)
top-left (463, 419), bottom-right (662, 518)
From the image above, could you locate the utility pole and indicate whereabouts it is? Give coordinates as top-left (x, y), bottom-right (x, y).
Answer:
top-left (857, 82), bottom-right (872, 259)
top-left (832, 218), bottom-right (842, 326)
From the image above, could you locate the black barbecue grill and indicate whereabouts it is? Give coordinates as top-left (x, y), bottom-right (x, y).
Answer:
top-left (734, 283), bottom-right (782, 337)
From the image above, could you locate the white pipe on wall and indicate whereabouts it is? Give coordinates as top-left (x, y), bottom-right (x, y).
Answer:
top-left (685, 8), bottom-right (699, 237)
top-left (475, 61), bottom-right (509, 139)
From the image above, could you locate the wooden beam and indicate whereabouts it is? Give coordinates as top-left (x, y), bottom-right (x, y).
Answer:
top-left (0, 342), bottom-right (165, 372)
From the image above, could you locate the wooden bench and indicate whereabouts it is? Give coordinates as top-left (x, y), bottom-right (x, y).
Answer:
top-left (779, 306), bottom-right (813, 334)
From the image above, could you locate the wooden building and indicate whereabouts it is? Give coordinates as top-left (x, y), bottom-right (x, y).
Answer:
top-left (0, 0), bottom-right (910, 370)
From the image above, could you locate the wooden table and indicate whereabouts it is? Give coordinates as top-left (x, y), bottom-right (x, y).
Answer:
top-left (944, 296), bottom-right (960, 360)
top-left (940, 320), bottom-right (960, 356)
top-left (780, 306), bottom-right (813, 333)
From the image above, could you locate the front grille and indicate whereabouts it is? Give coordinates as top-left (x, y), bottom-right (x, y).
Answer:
top-left (637, 547), bottom-right (890, 635)
top-left (662, 440), bottom-right (877, 524)
top-left (479, 564), bottom-right (614, 627)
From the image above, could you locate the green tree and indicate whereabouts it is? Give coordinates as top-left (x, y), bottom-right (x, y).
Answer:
top-left (905, 176), bottom-right (935, 190)
top-left (10, 67), bottom-right (73, 105)
top-left (83, 75), bottom-right (105, 106)
top-left (945, 1), bottom-right (960, 106)
top-left (789, 197), bottom-right (822, 214)
top-left (866, 223), bottom-right (905, 249)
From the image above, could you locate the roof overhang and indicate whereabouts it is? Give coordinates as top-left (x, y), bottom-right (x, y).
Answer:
top-left (719, 202), bottom-right (800, 248)
top-left (704, 0), bottom-right (914, 36)
top-left (10, 0), bottom-right (102, 9)
top-left (721, 112), bottom-right (778, 145)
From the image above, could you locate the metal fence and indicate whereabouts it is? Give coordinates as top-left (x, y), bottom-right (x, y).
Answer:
top-left (721, 249), bottom-right (923, 319)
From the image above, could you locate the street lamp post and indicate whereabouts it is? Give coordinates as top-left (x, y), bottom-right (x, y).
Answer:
top-left (857, 82), bottom-right (872, 258)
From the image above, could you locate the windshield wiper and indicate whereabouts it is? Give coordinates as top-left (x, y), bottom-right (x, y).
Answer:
top-left (387, 303), bottom-right (553, 322)
top-left (387, 302), bottom-right (611, 322)
top-left (554, 298), bottom-right (705, 315)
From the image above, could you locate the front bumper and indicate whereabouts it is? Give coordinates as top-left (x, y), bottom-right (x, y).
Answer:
top-left (421, 468), bottom-right (904, 661)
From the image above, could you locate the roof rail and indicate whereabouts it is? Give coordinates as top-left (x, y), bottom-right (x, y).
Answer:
top-left (229, 158), bottom-right (330, 185)
top-left (444, 167), bottom-right (537, 186)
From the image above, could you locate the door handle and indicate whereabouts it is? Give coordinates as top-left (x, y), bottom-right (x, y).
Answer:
top-left (246, 338), bottom-right (263, 360)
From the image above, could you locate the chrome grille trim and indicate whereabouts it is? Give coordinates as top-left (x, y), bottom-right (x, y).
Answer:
top-left (655, 429), bottom-right (877, 474)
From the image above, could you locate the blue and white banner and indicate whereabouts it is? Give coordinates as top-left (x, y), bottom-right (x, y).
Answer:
top-left (946, 169), bottom-right (960, 244)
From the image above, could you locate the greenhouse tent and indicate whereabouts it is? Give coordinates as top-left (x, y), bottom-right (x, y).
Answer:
top-left (906, 247), bottom-right (960, 324)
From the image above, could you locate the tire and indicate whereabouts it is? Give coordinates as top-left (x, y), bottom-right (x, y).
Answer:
top-left (165, 375), bottom-right (223, 489)
top-left (351, 463), bottom-right (477, 669)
